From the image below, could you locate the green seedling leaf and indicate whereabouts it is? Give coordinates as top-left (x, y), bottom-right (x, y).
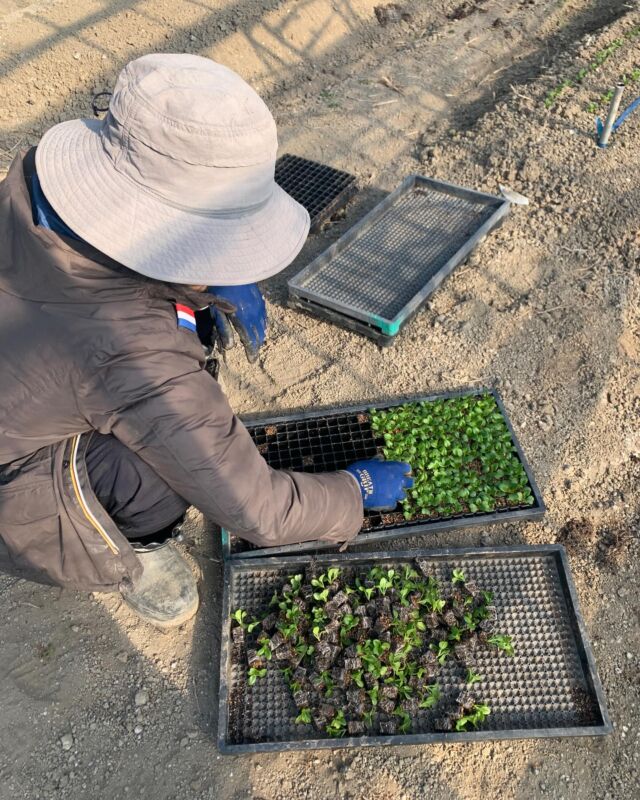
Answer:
top-left (295, 708), bottom-right (312, 725)
top-left (455, 703), bottom-right (491, 731)
top-left (248, 667), bottom-right (267, 685)
top-left (326, 710), bottom-right (347, 738)
top-left (466, 669), bottom-right (483, 685)
top-left (431, 640), bottom-right (451, 665)
top-left (394, 707), bottom-right (412, 734)
top-left (488, 634), bottom-right (515, 657)
top-left (451, 569), bottom-right (466, 584)
top-left (352, 670), bottom-right (365, 688)
top-left (419, 683), bottom-right (441, 709)
top-left (448, 625), bottom-right (462, 642)
top-left (257, 642), bottom-right (272, 661)
top-left (232, 609), bottom-right (247, 627)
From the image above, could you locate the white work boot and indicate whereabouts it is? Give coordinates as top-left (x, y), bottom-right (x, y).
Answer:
top-left (120, 541), bottom-right (199, 629)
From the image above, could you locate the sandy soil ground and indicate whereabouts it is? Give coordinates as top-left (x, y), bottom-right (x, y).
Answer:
top-left (1, 1), bottom-right (639, 798)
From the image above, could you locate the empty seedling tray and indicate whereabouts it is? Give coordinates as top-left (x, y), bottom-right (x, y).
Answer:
top-left (222, 387), bottom-right (544, 559)
top-left (218, 544), bottom-right (611, 753)
top-left (287, 175), bottom-right (511, 344)
top-left (275, 154), bottom-right (358, 233)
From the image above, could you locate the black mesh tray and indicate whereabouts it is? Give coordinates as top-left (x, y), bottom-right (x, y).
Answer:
top-left (275, 154), bottom-right (357, 233)
top-left (218, 545), bottom-right (611, 753)
top-left (222, 387), bottom-right (545, 559)
top-left (287, 175), bottom-right (511, 344)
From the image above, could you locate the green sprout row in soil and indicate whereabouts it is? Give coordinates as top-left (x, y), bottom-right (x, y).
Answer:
top-left (231, 561), bottom-right (515, 738)
top-left (370, 394), bottom-right (534, 520)
top-left (544, 25), bottom-right (640, 108)
top-left (586, 68), bottom-right (640, 114)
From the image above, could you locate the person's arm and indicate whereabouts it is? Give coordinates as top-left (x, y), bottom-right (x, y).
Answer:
top-left (83, 347), bottom-right (363, 547)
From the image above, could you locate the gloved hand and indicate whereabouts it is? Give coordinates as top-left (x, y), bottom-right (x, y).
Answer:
top-left (207, 284), bottom-right (267, 364)
top-left (344, 459), bottom-right (414, 511)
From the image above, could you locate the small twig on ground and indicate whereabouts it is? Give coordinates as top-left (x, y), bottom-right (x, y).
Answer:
top-left (192, 675), bottom-right (202, 719)
top-left (509, 84), bottom-right (530, 101)
top-left (557, 245), bottom-right (588, 253)
top-left (0, 138), bottom-right (25, 156)
top-left (373, 99), bottom-right (399, 107)
top-left (534, 305), bottom-right (568, 316)
top-left (466, 42), bottom-right (495, 60)
top-left (379, 75), bottom-right (405, 95)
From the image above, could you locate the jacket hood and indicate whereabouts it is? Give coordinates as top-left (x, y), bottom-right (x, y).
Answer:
top-left (0, 150), bottom-right (206, 312)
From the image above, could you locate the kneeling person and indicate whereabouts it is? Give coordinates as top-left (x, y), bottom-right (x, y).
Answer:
top-left (0, 54), bottom-right (412, 627)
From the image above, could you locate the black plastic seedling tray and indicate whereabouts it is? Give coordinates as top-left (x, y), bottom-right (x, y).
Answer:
top-left (275, 154), bottom-right (358, 234)
top-left (287, 175), bottom-right (511, 344)
top-left (218, 544), bottom-right (611, 753)
top-left (221, 387), bottom-right (544, 559)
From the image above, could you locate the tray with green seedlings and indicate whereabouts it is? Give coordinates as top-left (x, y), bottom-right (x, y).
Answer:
top-left (370, 392), bottom-right (534, 521)
top-left (218, 546), bottom-right (611, 753)
top-left (223, 388), bottom-right (544, 559)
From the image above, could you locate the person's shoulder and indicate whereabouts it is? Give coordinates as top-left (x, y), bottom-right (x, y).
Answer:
top-left (90, 295), bottom-right (205, 367)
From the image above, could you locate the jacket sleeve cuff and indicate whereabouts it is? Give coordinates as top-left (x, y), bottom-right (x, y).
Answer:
top-left (313, 471), bottom-right (364, 544)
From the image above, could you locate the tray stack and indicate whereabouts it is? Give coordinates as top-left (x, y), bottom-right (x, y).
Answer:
top-left (287, 175), bottom-right (510, 344)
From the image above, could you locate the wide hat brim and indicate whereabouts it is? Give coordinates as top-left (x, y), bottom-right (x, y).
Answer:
top-left (35, 118), bottom-right (310, 286)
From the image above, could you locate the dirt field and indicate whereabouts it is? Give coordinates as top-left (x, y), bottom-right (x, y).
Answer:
top-left (1, 1), bottom-right (639, 798)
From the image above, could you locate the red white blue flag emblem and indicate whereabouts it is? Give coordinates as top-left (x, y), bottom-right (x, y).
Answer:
top-left (175, 303), bottom-right (197, 333)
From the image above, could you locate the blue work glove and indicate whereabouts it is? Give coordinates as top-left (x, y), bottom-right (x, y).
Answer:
top-left (207, 284), bottom-right (267, 364)
top-left (345, 459), bottom-right (414, 511)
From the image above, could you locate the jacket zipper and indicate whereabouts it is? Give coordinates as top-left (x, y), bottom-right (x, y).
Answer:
top-left (69, 435), bottom-right (119, 555)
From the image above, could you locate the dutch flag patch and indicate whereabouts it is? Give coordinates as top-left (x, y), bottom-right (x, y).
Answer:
top-left (175, 303), bottom-right (197, 333)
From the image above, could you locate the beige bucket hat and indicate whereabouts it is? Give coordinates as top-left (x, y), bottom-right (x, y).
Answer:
top-left (35, 54), bottom-right (310, 285)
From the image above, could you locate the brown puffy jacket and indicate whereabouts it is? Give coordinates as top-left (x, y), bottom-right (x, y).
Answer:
top-left (0, 151), bottom-right (362, 591)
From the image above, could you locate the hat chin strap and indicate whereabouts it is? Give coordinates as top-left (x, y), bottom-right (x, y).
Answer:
top-left (100, 112), bottom-right (276, 216)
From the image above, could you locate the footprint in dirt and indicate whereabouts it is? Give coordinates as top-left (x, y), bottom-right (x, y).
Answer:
top-left (4, 647), bottom-right (60, 702)
top-left (558, 517), bottom-right (632, 569)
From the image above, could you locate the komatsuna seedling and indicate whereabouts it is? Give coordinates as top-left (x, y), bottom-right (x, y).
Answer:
top-left (370, 394), bottom-right (534, 520)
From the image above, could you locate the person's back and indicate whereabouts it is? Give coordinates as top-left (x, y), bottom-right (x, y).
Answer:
top-left (0, 150), bottom-right (173, 464)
